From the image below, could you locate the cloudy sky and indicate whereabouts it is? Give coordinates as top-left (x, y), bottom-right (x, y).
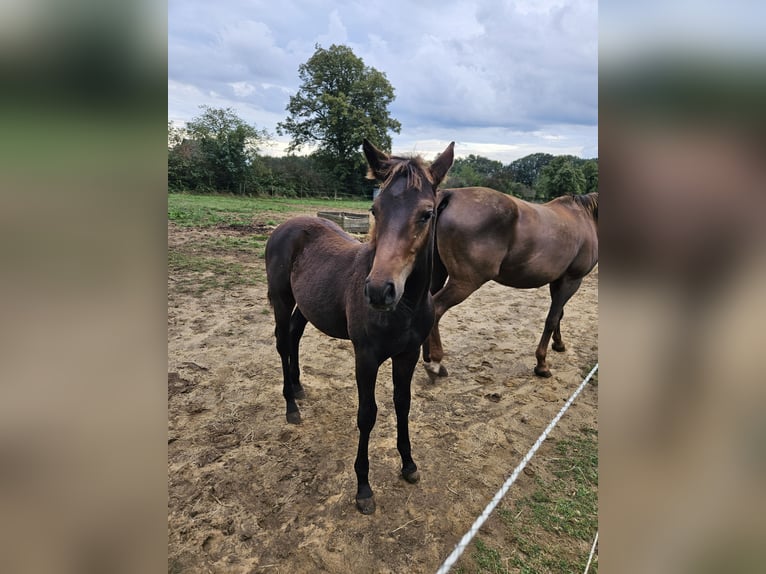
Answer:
top-left (168, 0), bottom-right (597, 163)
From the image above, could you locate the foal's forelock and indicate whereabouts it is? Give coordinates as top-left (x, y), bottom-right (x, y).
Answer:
top-left (367, 158), bottom-right (434, 248)
top-left (366, 156), bottom-right (433, 194)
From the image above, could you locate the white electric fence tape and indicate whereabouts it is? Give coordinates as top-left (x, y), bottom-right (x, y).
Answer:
top-left (583, 531), bottom-right (599, 574)
top-left (435, 363), bottom-right (599, 574)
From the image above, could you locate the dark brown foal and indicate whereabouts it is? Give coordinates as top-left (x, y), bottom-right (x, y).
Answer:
top-left (265, 140), bottom-right (454, 514)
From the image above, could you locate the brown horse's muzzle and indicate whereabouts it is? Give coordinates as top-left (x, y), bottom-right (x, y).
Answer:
top-left (364, 276), bottom-right (399, 312)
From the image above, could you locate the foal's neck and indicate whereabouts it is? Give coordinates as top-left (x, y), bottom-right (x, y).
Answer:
top-left (400, 240), bottom-right (434, 312)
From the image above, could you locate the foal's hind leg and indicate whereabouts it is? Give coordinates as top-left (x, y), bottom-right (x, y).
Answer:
top-left (535, 277), bottom-right (582, 377)
top-left (271, 295), bottom-right (302, 424)
top-left (289, 308), bottom-right (308, 399)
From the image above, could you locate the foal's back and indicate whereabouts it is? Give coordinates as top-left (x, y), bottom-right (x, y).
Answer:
top-left (265, 216), bottom-right (369, 340)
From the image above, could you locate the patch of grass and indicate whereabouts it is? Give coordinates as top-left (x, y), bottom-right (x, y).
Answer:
top-left (168, 250), bottom-right (260, 296)
top-left (462, 425), bottom-right (598, 574)
top-left (473, 539), bottom-right (509, 574)
top-left (199, 235), bottom-right (270, 258)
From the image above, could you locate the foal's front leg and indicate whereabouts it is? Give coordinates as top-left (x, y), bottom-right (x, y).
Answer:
top-left (392, 348), bottom-right (420, 483)
top-left (353, 349), bottom-right (380, 514)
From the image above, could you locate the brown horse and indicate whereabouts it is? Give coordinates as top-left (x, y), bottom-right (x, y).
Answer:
top-left (423, 187), bottom-right (598, 379)
top-left (265, 139), bottom-right (454, 514)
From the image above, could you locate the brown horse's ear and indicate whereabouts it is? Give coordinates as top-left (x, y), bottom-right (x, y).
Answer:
top-left (363, 139), bottom-right (390, 181)
top-left (429, 142), bottom-right (455, 187)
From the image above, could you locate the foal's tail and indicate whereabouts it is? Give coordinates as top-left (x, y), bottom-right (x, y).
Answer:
top-left (430, 190), bottom-right (453, 295)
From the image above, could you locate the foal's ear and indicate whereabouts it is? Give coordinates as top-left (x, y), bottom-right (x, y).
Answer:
top-left (363, 139), bottom-right (390, 181)
top-left (429, 142), bottom-right (455, 187)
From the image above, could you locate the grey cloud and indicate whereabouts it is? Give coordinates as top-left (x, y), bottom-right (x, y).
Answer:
top-left (168, 0), bottom-right (597, 160)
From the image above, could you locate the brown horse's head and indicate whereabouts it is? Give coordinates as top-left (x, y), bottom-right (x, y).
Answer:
top-left (362, 139), bottom-right (454, 311)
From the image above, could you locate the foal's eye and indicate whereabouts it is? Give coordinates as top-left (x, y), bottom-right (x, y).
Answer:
top-left (369, 206), bottom-right (377, 217)
top-left (418, 210), bottom-right (434, 223)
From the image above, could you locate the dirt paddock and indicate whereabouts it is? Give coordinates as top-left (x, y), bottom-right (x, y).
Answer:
top-left (168, 224), bottom-right (598, 573)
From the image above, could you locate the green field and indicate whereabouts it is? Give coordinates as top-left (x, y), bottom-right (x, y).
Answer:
top-left (168, 192), bottom-right (372, 228)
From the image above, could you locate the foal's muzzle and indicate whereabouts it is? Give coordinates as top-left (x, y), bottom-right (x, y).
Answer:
top-left (364, 278), bottom-right (397, 311)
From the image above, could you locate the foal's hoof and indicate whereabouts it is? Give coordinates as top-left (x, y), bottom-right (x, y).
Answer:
top-left (293, 387), bottom-right (306, 400)
top-left (552, 342), bottom-right (566, 352)
top-left (402, 469), bottom-right (421, 484)
top-left (534, 366), bottom-right (552, 378)
top-left (356, 496), bottom-right (376, 515)
top-left (286, 411), bottom-right (302, 424)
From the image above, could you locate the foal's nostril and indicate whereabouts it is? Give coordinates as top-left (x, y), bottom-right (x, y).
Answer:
top-left (364, 277), bottom-right (397, 309)
top-left (383, 281), bottom-right (395, 304)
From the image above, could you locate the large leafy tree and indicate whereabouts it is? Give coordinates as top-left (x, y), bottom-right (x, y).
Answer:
top-left (185, 106), bottom-right (270, 193)
top-left (277, 44), bottom-right (401, 194)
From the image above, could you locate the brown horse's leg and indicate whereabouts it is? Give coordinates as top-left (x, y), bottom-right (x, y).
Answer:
top-left (552, 308), bottom-right (566, 352)
top-left (424, 279), bottom-right (480, 380)
top-left (288, 308), bottom-right (308, 399)
top-left (535, 277), bottom-right (582, 377)
top-left (353, 348), bottom-right (380, 514)
top-left (392, 348), bottom-right (420, 483)
top-left (422, 247), bottom-right (449, 367)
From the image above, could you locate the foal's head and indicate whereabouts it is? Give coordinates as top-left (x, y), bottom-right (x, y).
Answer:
top-left (362, 139), bottom-right (455, 311)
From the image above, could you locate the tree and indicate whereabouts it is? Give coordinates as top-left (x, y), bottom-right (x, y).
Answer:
top-left (445, 158), bottom-right (482, 188)
top-left (581, 159), bottom-right (599, 194)
top-left (446, 155), bottom-right (507, 189)
top-left (185, 106), bottom-right (270, 193)
top-left (508, 153), bottom-right (555, 188)
top-left (535, 155), bottom-right (586, 201)
top-left (277, 44), bottom-right (401, 195)
top-left (168, 120), bottom-right (183, 148)
top-left (168, 120), bottom-right (208, 192)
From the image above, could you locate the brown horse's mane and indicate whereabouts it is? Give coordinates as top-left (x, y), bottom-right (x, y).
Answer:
top-left (572, 192), bottom-right (598, 220)
top-left (366, 154), bottom-right (433, 191)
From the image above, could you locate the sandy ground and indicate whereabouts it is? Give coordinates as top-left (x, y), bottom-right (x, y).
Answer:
top-left (168, 222), bottom-right (598, 573)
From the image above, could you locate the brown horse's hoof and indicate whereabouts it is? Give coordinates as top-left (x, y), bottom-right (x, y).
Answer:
top-left (552, 342), bottom-right (566, 352)
top-left (356, 496), bottom-right (376, 514)
top-left (534, 366), bottom-right (552, 378)
top-left (402, 469), bottom-right (421, 483)
top-left (425, 369), bottom-right (439, 384)
top-left (286, 411), bottom-right (302, 424)
top-left (423, 362), bottom-right (448, 383)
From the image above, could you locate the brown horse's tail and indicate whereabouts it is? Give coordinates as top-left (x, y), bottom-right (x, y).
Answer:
top-left (430, 191), bottom-right (453, 294)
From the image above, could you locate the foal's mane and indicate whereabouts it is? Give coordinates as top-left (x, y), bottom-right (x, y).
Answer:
top-left (366, 154), bottom-right (433, 192)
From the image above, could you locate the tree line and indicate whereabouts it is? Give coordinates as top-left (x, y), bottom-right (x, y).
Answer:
top-left (168, 44), bottom-right (597, 201)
